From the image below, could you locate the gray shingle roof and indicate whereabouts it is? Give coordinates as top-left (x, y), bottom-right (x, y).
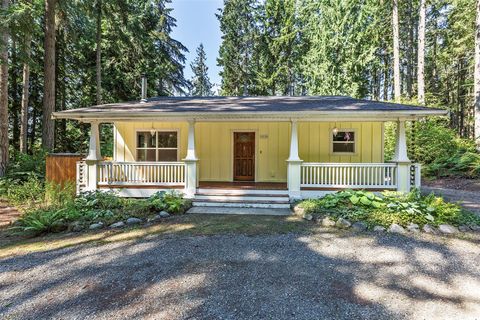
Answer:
top-left (52, 96), bottom-right (447, 120)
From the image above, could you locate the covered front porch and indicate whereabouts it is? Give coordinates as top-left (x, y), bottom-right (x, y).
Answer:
top-left (76, 119), bottom-right (421, 199)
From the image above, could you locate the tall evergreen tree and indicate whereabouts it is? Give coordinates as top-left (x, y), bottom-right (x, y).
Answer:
top-left (299, 0), bottom-right (385, 97)
top-left (0, 0), bottom-right (9, 176)
top-left (418, 0), bottom-right (426, 105)
top-left (42, 0), bottom-right (56, 151)
top-left (190, 43), bottom-right (213, 96)
top-left (393, 0), bottom-right (401, 101)
top-left (260, 0), bottom-right (298, 95)
top-left (217, 0), bottom-right (259, 95)
top-left (475, 0), bottom-right (480, 149)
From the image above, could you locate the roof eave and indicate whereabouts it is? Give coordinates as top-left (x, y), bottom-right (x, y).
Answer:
top-left (51, 109), bottom-right (448, 122)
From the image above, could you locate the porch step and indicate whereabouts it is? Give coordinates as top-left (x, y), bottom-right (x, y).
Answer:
top-left (192, 201), bottom-right (291, 209)
top-left (194, 194), bottom-right (290, 202)
top-left (196, 188), bottom-right (288, 196)
top-left (192, 188), bottom-right (291, 209)
top-left (187, 206), bottom-right (292, 216)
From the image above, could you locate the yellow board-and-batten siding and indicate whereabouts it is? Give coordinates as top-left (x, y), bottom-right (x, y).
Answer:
top-left (113, 121), bottom-right (384, 183)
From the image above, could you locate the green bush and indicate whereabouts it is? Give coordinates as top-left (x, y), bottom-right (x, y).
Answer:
top-left (298, 189), bottom-right (480, 228)
top-left (11, 190), bottom-right (191, 235)
top-left (385, 118), bottom-right (480, 178)
top-left (1, 176), bottom-right (45, 205)
top-left (74, 190), bottom-right (123, 211)
top-left (45, 181), bottom-right (76, 207)
top-left (148, 191), bottom-right (190, 214)
top-left (4, 152), bottom-right (46, 182)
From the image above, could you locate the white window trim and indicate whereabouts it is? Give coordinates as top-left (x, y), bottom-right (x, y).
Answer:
top-left (330, 128), bottom-right (357, 155)
top-left (135, 128), bottom-right (180, 162)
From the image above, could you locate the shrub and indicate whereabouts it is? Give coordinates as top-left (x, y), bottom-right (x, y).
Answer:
top-left (148, 191), bottom-right (190, 214)
top-left (45, 181), bottom-right (76, 207)
top-left (11, 190), bottom-right (191, 235)
top-left (298, 189), bottom-right (480, 228)
top-left (74, 190), bottom-right (123, 211)
top-left (384, 118), bottom-right (480, 178)
top-left (12, 208), bottom-right (69, 234)
top-left (1, 176), bottom-right (44, 205)
top-left (4, 152), bottom-right (46, 182)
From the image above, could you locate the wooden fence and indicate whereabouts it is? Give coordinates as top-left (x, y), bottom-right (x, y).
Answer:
top-left (46, 153), bottom-right (84, 185)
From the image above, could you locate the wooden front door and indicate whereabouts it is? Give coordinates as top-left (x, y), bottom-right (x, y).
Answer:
top-left (233, 132), bottom-right (255, 181)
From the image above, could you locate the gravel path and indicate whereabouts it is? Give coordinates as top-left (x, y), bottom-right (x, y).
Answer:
top-left (1, 231), bottom-right (479, 320)
top-left (422, 186), bottom-right (480, 215)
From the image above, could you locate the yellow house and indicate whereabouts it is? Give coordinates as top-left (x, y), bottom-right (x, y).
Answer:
top-left (53, 96), bottom-right (446, 209)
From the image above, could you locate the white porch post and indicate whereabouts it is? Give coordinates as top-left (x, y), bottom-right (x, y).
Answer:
top-left (287, 120), bottom-right (303, 200)
top-left (392, 120), bottom-right (411, 193)
top-left (183, 120), bottom-right (198, 198)
top-left (85, 121), bottom-right (101, 191)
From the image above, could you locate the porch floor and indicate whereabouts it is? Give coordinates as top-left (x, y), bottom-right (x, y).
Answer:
top-left (198, 181), bottom-right (287, 190)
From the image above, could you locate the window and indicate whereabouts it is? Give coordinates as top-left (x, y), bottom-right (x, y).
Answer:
top-left (332, 130), bottom-right (356, 154)
top-left (136, 131), bottom-right (178, 161)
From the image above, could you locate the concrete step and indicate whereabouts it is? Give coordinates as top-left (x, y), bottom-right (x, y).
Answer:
top-left (187, 206), bottom-right (292, 216)
top-left (196, 188), bottom-right (288, 196)
top-left (194, 194), bottom-right (290, 202)
top-left (192, 201), bottom-right (291, 209)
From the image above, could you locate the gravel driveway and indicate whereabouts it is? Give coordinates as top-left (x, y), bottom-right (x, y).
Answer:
top-left (1, 231), bottom-right (479, 320)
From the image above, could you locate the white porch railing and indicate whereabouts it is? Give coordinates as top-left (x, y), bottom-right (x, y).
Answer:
top-left (97, 162), bottom-right (186, 186)
top-left (301, 163), bottom-right (398, 189)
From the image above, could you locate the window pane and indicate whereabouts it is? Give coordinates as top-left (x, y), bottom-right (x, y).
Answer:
top-left (136, 149), bottom-right (156, 161)
top-left (137, 132), bottom-right (156, 148)
top-left (158, 132), bottom-right (177, 148)
top-left (146, 149), bottom-right (156, 161)
top-left (158, 149), bottom-right (177, 161)
top-left (333, 131), bottom-right (355, 142)
top-left (137, 149), bottom-right (146, 161)
top-left (333, 143), bottom-right (355, 153)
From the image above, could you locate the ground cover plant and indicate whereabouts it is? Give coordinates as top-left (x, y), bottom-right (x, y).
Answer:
top-left (298, 189), bottom-right (480, 229)
top-left (8, 190), bottom-right (191, 236)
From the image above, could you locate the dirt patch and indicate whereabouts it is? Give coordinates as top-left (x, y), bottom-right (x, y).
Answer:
top-left (0, 201), bottom-right (21, 228)
top-left (422, 177), bottom-right (480, 192)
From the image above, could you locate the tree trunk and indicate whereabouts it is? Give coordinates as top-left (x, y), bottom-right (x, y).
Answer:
top-left (42, 0), bottom-right (56, 152)
top-left (475, 0), bottom-right (480, 150)
top-left (417, 0), bottom-right (426, 105)
top-left (392, 0), bottom-right (401, 102)
top-left (96, 0), bottom-right (102, 105)
top-left (383, 54), bottom-right (389, 100)
top-left (20, 33), bottom-right (31, 153)
top-left (406, 1), bottom-right (413, 99)
top-left (11, 39), bottom-right (20, 151)
top-left (0, 0), bottom-right (9, 176)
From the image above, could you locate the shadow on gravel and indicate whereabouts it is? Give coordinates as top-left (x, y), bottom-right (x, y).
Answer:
top-left (1, 227), bottom-right (479, 319)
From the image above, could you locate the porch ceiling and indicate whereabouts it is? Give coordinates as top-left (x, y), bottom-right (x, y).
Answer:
top-left (52, 95), bottom-right (447, 122)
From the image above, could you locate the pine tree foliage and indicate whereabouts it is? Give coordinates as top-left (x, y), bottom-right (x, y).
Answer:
top-left (1, 0), bottom-right (189, 156)
top-left (216, 0), bottom-right (479, 140)
top-left (217, 0), bottom-right (259, 95)
top-left (190, 43), bottom-right (213, 96)
top-left (0, 0), bottom-right (480, 163)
